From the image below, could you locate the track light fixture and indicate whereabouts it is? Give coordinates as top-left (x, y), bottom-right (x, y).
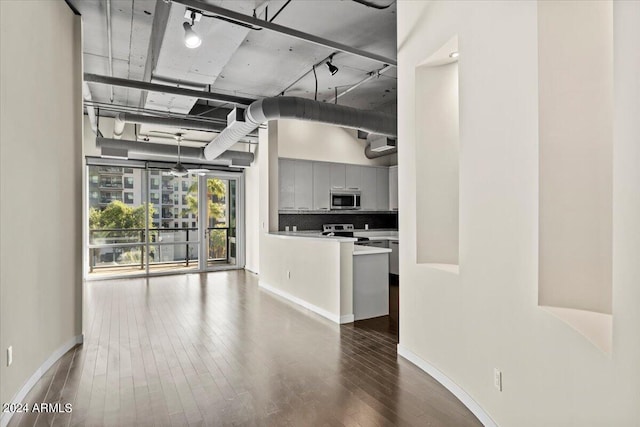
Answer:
top-left (183, 10), bottom-right (202, 49)
top-left (326, 60), bottom-right (339, 76)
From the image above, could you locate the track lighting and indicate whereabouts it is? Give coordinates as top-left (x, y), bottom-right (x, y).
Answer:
top-left (183, 10), bottom-right (202, 49)
top-left (326, 60), bottom-right (339, 76)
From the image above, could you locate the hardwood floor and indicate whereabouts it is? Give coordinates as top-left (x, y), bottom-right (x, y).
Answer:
top-left (8, 271), bottom-right (481, 427)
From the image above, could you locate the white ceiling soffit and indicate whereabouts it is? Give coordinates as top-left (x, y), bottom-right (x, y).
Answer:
top-left (144, 1), bottom-right (256, 115)
top-left (77, 0), bottom-right (155, 107)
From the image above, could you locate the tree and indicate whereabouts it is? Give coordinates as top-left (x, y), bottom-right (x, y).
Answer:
top-left (184, 178), bottom-right (227, 224)
top-left (184, 178), bottom-right (228, 259)
top-left (89, 201), bottom-right (156, 264)
top-left (89, 200), bottom-right (155, 230)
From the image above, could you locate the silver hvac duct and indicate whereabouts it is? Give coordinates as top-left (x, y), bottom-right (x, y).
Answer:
top-left (97, 137), bottom-right (254, 164)
top-left (113, 112), bottom-right (226, 139)
top-left (364, 141), bottom-right (397, 159)
top-left (82, 82), bottom-right (98, 134)
top-left (203, 96), bottom-right (397, 160)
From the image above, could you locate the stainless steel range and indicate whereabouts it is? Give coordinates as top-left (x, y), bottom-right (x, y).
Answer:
top-left (322, 224), bottom-right (369, 242)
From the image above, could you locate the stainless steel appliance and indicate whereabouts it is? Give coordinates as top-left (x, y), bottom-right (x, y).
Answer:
top-left (330, 189), bottom-right (361, 210)
top-left (322, 224), bottom-right (369, 242)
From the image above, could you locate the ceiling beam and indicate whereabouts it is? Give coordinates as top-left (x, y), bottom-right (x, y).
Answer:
top-left (84, 73), bottom-right (256, 106)
top-left (171, 0), bottom-right (397, 67)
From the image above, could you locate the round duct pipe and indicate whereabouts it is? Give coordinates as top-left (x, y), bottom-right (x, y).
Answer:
top-left (114, 112), bottom-right (226, 137)
top-left (96, 137), bottom-right (254, 164)
top-left (203, 96), bottom-right (397, 160)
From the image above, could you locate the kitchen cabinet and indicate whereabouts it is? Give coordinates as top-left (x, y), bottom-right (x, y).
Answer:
top-left (279, 159), bottom-right (395, 212)
top-left (389, 165), bottom-right (398, 211)
top-left (345, 165), bottom-right (361, 190)
top-left (313, 162), bottom-right (331, 210)
top-left (279, 159), bottom-right (295, 210)
top-left (330, 163), bottom-right (346, 189)
top-left (376, 167), bottom-right (389, 210)
top-left (279, 159), bottom-right (312, 210)
top-left (360, 167), bottom-right (377, 209)
top-left (294, 160), bottom-right (313, 209)
top-left (390, 240), bottom-right (399, 275)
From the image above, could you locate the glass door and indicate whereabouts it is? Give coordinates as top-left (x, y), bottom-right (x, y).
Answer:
top-left (199, 172), bottom-right (243, 271)
top-left (146, 170), bottom-right (200, 274)
top-left (86, 163), bottom-right (243, 278)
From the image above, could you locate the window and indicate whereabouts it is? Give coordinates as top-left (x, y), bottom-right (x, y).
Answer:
top-left (192, 222), bottom-right (196, 228)
top-left (182, 195), bottom-right (188, 205)
top-left (182, 222), bottom-right (188, 229)
top-left (124, 192), bottom-right (134, 204)
top-left (124, 168), bottom-right (133, 174)
top-left (124, 177), bottom-right (134, 189)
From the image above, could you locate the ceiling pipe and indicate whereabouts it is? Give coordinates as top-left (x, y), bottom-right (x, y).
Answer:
top-left (171, 0), bottom-right (397, 67)
top-left (327, 64), bottom-right (393, 104)
top-left (82, 82), bottom-right (99, 134)
top-left (114, 112), bottom-right (227, 134)
top-left (364, 140), bottom-right (396, 158)
top-left (106, 0), bottom-right (114, 103)
top-left (84, 73), bottom-right (255, 106)
top-left (97, 137), bottom-right (254, 163)
top-left (203, 96), bottom-right (396, 160)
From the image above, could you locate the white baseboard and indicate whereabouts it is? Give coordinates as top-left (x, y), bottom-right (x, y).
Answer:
top-left (397, 344), bottom-right (497, 427)
top-left (259, 281), bottom-right (352, 324)
top-left (0, 334), bottom-right (83, 427)
top-left (340, 314), bottom-right (355, 324)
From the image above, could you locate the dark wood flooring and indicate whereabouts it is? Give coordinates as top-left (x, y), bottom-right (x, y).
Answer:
top-left (8, 270), bottom-right (480, 427)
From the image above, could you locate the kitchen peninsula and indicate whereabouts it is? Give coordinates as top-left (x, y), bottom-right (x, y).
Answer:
top-left (258, 226), bottom-right (398, 324)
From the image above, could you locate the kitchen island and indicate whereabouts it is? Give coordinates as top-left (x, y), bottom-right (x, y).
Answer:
top-left (353, 245), bottom-right (392, 320)
top-left (258, 229), bottom-right (397, 324)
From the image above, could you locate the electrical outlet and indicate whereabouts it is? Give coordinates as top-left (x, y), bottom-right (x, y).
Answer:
top-left (7, 346), bottom-right (13, 367)
top-left (494, 368), bottom-right (502, 391)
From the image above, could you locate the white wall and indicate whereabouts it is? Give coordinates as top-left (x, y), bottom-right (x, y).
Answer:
top-left (0, 0), bottom-right (83, 409)
top-left (538, 1), bottom-right (613, 314)
top-left (398, 1), bottom-right (640, 425)
top-left (277, 119), bottom-right (396, 166)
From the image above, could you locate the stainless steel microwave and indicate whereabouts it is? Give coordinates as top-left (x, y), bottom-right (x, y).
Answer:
top-left (330, 190), bottom-right (361, 210)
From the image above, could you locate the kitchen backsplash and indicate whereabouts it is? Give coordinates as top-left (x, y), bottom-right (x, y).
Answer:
top-left (279, 212), bottom-right (398, 231)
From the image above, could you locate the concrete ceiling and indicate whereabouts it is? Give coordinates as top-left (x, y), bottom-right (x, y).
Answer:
top-left (72, 0), bottom-right (397, 119)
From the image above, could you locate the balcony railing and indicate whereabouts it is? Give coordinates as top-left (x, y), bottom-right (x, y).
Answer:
top-left (88, 227), bottom-right (231, 273)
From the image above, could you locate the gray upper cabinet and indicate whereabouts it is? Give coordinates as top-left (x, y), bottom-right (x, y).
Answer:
top-left (294, 160), bottom-right (313, 210)
top-left (345, 165), bottom-right (361, 190)
top-left (330, 163), bottom-right (346, 189)
top-left (313, 162), bottom-right (331, 210)
top-left (360, 166), bottom-right (377, 209)
top-left (279, 159), bottom-right (295, 210)
top-left (376, 167), bottom-right (389, 210)
top-left (279, 158), bottom-right (393, 212)
top-left (389, 166), bottom-right (398, 211)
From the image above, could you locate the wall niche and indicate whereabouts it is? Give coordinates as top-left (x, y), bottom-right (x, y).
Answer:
top-left (415, 36), bottom-right (460, 271)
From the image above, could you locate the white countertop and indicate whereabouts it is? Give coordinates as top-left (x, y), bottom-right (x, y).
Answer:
top-left (268, 231), bottom-right (356, 242)
top-left (353, 246), bottom-right (392, 256)
top-left (268, 229), bottom-right (398, 244)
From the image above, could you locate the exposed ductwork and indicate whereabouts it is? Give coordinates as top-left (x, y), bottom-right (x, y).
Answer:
top-left (203, 96), bottom-right (397, 160)
top-left (97, 137), bottom-right (254, 165)
top-left (113, 112), bottom-right (227, 139)
top-left (82, 82), bottom-right (99, 134)
top-left (364, 140), bottom-right (397, 159)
